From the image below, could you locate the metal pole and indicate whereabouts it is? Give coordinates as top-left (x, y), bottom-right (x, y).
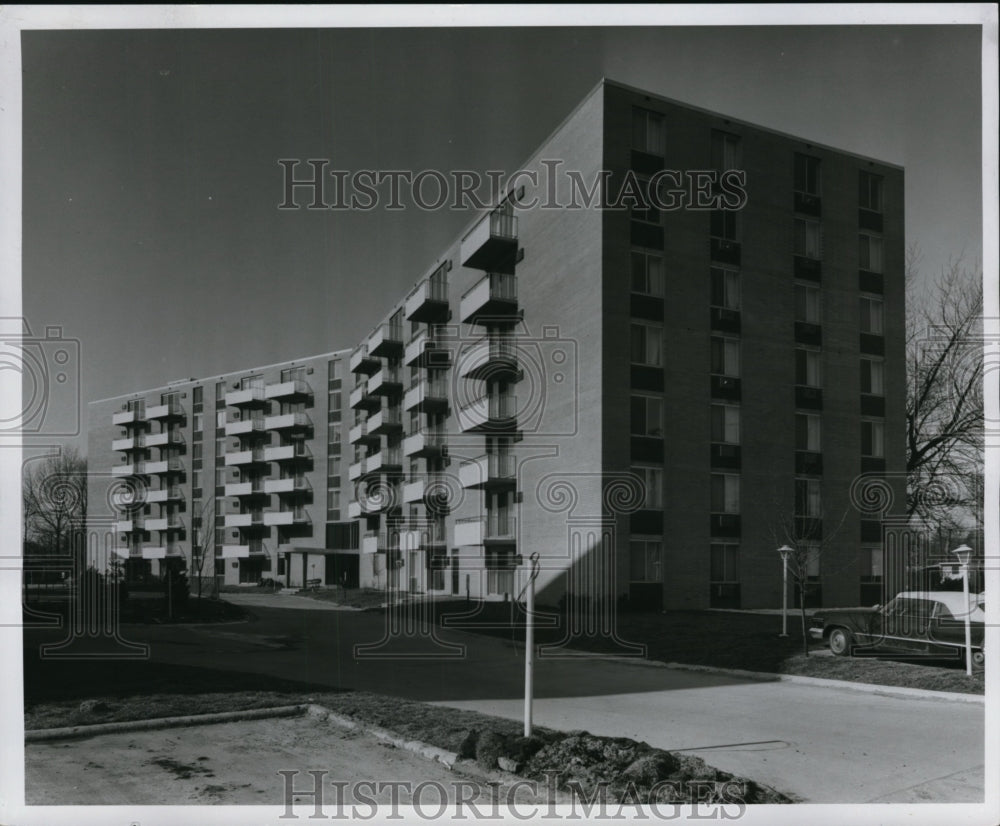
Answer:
top-left (963, 563), bottom-right (973, 676)
top-left (780, 556), bottom-right (788, 638)
top-left (524, 553), bottom-right (538, 737)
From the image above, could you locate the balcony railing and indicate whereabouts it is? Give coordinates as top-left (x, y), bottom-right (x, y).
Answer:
top-left (146, 485), bottom-right (182, 503)
top-left (368, 406), bottom-right (402, 434)
top-left (225, 480), bottom-right (267, 497)
top-left (350, 343), bottom-right (381, 375)
top-left (264, 379), bottom-right (311, 399)
top-left (112, 435), bottom-right (144, 451)
top-left (226, 386), bottom-right (267, 407)
top-left (144, 430), bottom-right (185, 448)
top-left (402, 377), bottom-right (449, 412)
top-left (404, 269), bottom-right (449, 323)
top-left (264, 412), bottom-right (312, 432)
top-left (112, 409), bottom-right (145, 426)
top-left (458, 334), bottom-right (518, 380)
top-left (459, 453), bottom-right (516, 488)
top-left (460, 272), bottom-right (518, 325)
top-left (140, 544), bottom-right (183, 559)
top-left (403, 329), bottom-right (452, 368)
top-left (225, 511), bottom-right (265, 528)
top-left (349, 380), bottom-right (381, 410)
top-left (369, 322), bottom-right (404, 357)
top-left (263, 508), bottom-right (310, 526)
top-left (146, 514), bottom-right (185, 532)
top-left (264, 443), bottom-right (313, 463)
top-left (365, 448), bottom-right (402, 474)
top-left (224, 415), bottom-right (266, 436)
top-left (402, 427), bottom-right (446, 457)
top-left (264, 476), bottom-right (311, 495)
top-left (368, 365), bottom-right (403, 396)
top-left (224, 448), bottom-right (268, 466)
top-left (460, 207), bottom-right (519, 272)
top-left (146, 400), bottom-right (185, 420)
top-left (144, 458), bottom-right (185, 475)
top-left (457, 393), bottom-right (517, 432)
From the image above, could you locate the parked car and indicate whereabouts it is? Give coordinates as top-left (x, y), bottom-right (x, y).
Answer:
top-left (809, 591), bottom-right (985, 669)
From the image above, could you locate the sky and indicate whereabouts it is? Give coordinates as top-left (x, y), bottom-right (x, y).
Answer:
top-left (5, 13), bottom-right (993, 457)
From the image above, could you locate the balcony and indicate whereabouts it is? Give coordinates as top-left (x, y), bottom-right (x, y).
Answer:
top-left (348, 500), bottom-right (363, 520)
top-left (141, 544), bottom-right (182, 560)
top-left (265, 379), bottom-right (311, 400)
top-left (225, 480), bottom-right (268, 498)
top-left (361, 531), bottom-right (382, 554)
top-left (225, 512), bottom-right (265, 529)
top-left (115, 517), bottom-right (143, 533)
top-left (221, 543), bottom-right (268, 559)
top-left (264, 412), bottom-right (312, 432)
top-left (458, 335), bottom-right (518, 380)
top-left (368, 322), bottom-right (404, 358)
top-left (365, 448), bottom-right (402, 474)
top-left (146, 485), bottom-right (182, 504)
top-left (457, 393), bottom-right (517, 433)
top-left (402, 377), bottom-right (449, 413)
top-left (460, 272), bottom-right (518, 325)
top-left (225, 416), bottom-right (266, 436)
top-left (404, 329), bottom-right (452, 368)
top-left (460, 207), bottom-right (518, 272)
top-left (146, 400), bottom-right (184, 420)
top-left (145, 430), bottom-right (185, 448)
top-left (401, 521), bottom-right (447, 549)
top-left (263, 509), bottom-right (311, 526)
top-left (459, 453), bottom-right (516, 489)
top-left (144, 458), bottom-right (184, 476)
top-left (264, 443), bottom-right (313, 464)
top-left (348, 459), bottom-right (365, 481)
top-left (112, 435), bottom-right (144, 451)
top-left (355, 475), bottom-right (400, 513)
top-left (402, 427), bottom-right (446, 458)
top-left (404, 270), bottom-right (449, 323)
top-left (455, 515), bottom-right (514, 546)
top-left (264, 477), bottom-right (311, 496)
top-left (368, 366), bottom-right (403, 397)
top-left (146, 514), bottom-right (185, 532)
top-left (350, 344), bottom-right (381, 375)
top-left (349, 380), bottom-right (381, 411)
top-left (112, 409), bottom-right (144, 427)
top-left (224, 448), bottom-right (268, 467)
top-left (225, 386), bottom-right (267, 408)
top-left (112, 462), bottom-right (143, 477)
top-left (368, 406), bottom-right (403, 435)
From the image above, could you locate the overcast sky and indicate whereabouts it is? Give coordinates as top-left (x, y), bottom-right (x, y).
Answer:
top-left (11, 19), bottom-right (989, 454)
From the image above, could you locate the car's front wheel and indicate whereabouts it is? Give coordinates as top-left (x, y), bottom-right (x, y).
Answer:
top-left (969, 648), bottom-right (985, 671)
top-left (828, 627), bottom-right (853, 656)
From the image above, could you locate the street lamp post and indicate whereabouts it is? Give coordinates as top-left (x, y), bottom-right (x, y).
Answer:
top-left (952, 544), bottom-right (973, 676)
top-left (778, 545), bottom-right (794, 638)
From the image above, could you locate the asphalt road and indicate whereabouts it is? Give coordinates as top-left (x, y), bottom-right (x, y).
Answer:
top-left (23, 593), bottom-right (985, 803)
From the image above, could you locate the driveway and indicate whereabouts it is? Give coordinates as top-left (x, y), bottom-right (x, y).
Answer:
top-left (23, 595), bottom-right (986, 803)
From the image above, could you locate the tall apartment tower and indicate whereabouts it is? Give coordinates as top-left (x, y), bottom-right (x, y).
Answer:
top-left (346, 79), bottom-right (904, 610)
top-left (87, 79), bottom-right (904, 610)
top-left (87, 351), bottom-right (355, 589)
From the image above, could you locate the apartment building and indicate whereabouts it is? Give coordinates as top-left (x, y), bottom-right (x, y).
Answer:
top-left (87, 351), bottom-right (354, 588)
top-left (87, 79), bottom-right (904, 609)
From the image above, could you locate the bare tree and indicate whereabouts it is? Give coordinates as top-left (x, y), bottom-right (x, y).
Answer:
top-left (190, 497), bottom-right (216, 599)
top-left (22, 448), bottom-right (88, 563)
top-left (766, 489), bottom-right (850, 656)
top-left (906, 249), bottom-right (984, 530)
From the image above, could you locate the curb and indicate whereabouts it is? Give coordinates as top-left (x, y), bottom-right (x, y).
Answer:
top-left (25, 704), bottom-right (309, 742)
top-left (305, 704), bottom-right (459, 768)
top-left (26, 702), bottom-right (462, 770)
top-left (582, 655), bottom-right (985, 704)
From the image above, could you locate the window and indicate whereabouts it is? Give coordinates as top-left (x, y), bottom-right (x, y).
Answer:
top-left (327, 489), bottom-right (341, 512)
top-left (860, 296), bottom-right (884, 334)
top-left (630, 322), bottom-right (663, 367)
top-left (329, 359), bottom-right (342, 381)
top-left (215, 437), bottom-right (226, 457)
top-left (795, 348), bottom-right (822, 387)
top-left (859, 171), bottom-right (883, 212)
top-left (192, 469), bottom-right (202, 490)
top-left (629, 539), bottom-right (662, 582)
top-left (710, 543), bottom-right (740, 583)
top-left (215, 382), bottom-right (225, 402)
top-left (631, 251), bottom-right (664, 296)
top-left (710, 404), bottom-right (740, 444)
top-left (215, 467), bottom-right (227, 486)
top-left (634, 466), bottom-right (664, 509)
top-left (861, 420), bottom-right (885, 457)
top-left (795, 479), bottom-right (822, 518)
top-left (710, 474), bottom-right (740, 514)
top-left (803, 545), bottom-right (821, 580)
top-left (794, 154), bottom-right (821, 196)
top-left (795, 413), bottom-right (821, 452)
top-left (711, 131), bottom-right (741, 171)
top-left (632, 108), bottom-right (665, 156)
top-left (329, 390), bottom-right (342, 412)
top-left (861, 547), bottom-right (883, 582)
top-left (631, 395), bottom-right (664, 437)
top-left (630, 177), bottom-right (660, 225)
top-left (192, 443), bottom-right (203, 460)
top-left (193, 386), bottom-right (203, 405)
top-left (859, 234), bottom-right (883, 273)
top-left (861, 358), bottom-right (884, 395)
top-left (794, 283), bottom-right (821, 324)
top-left (710, 267), bottom-right (740, 309)
top-left (710, 210), bottom-right (739, 241)
top-left (328, 455), bottom-right (342, 478)
top-left (216, 411), bottom-right (227, 428)
top-left (794, 218), bottom-right (822, 259)
top-left (193, 413), bottom-right (203, 432)
top-left (710, 336), bottom-right (740, 377)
